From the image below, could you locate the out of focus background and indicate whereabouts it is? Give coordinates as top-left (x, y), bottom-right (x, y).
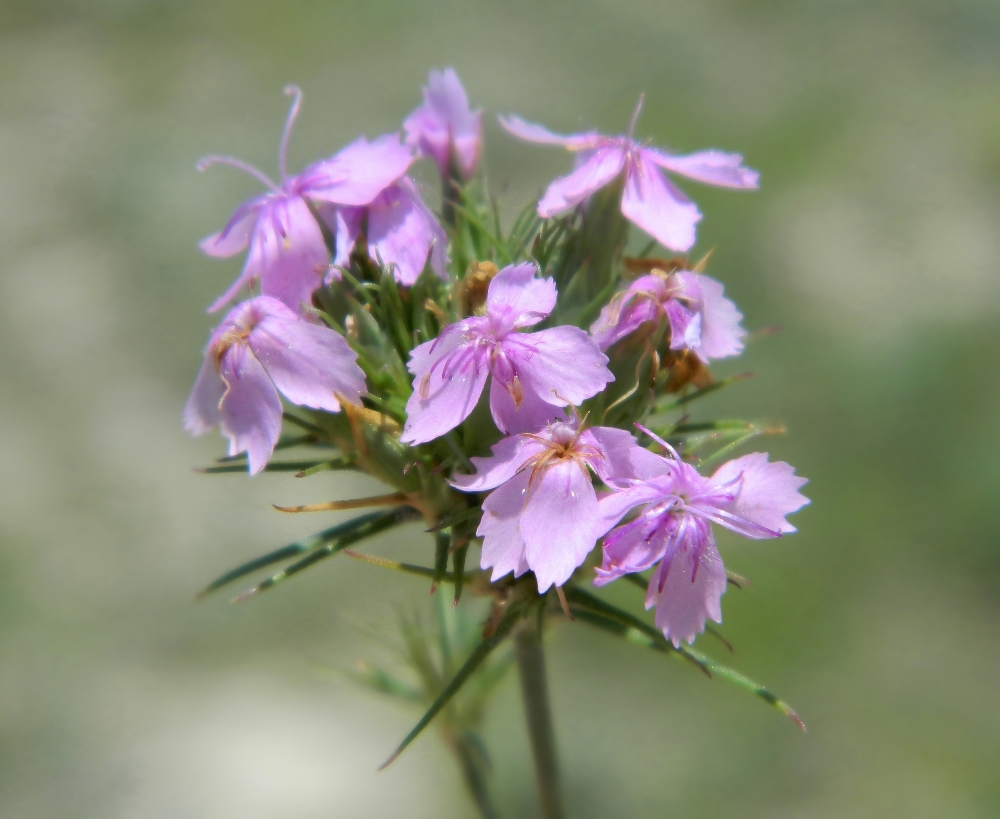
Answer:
top-left (1, 1), bottom-right (998, 816)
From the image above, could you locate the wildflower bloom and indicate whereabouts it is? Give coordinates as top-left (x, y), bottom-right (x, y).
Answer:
top-left (499, 100), bottom-right (759, 252)
top-left (199, 88), bottom-right (444, 312)
top-left (590, 269), bottom-right (746, 358)
top-left (400, 263), bottom-right (613, 444)
top-left (183, 296), bottom-right (366, 474)
top-left (452, 417), bottom-right (655, 591)
top-left (596, 431), bottom-right (809, 646)
top-left (404, 67), bottom-right (483, 180)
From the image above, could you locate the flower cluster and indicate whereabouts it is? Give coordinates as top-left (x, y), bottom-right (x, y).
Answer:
top-left (187, 71), bottom-right (808, 657)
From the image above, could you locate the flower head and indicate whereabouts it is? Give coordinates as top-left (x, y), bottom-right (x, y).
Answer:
top-left (596, 431), bottom-right (809, 646)
top-left (452, 417), bottom-right (654, 591)
top-left (183, 296), bottom-right (366, 474)
top-left (400, 263), bottom-right (614, 445)
top-left (500, 99), bottom-right (759, 252)
top-left (590, 269), bottom-right (746, 358)
top-left (200, 87), bottom-right (445, 311)
top-left (404, 67), bottom-right (483, 180)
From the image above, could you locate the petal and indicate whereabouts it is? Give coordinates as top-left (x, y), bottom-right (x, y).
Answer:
top-left (708, 453), bottom-right (810, 536)
top-left (298, 134), bottom-right (414, 206)
top-left (183, 353), bottom-right (225, 435)
top-left (644, 148), bottom-right (759, 189)
top-left (520, 460), bottom-right (602, 591)
top-left (594, 482), bottom-right (667, 535)
top-left (249, 303), bottom-right (366, 413)
top-left (594, 511), bottom-right (672, 586)
top-left (507, 326), bottom-right (613, 407)
top-left (498, 114), bottom-right (601, 150)
top-left (665, 298), bottom-right (703, 351)
top-left (217, 344), bottom-right (283, 475)
top-left (199, 198), bottom-right (265, 257)
top-left (537, 146), bottom-right (626, 217)
top-left (256, 196), bottom-right (330, 312)
top-left (678, 272), bottom-right (746, 360)
top-left (451, 433), bottom-right (547, 492)
top-left (367, 178), bottom-right (448, 285)
top-left (620, 158), bottom-right (702, 252)
top-left (485, 262), bottom-right (556, 328)
top-left (649, 524), bottom-right (727, 648)
top-left (589, 275), bottom-right (668, 350)
top-left (313, 203), bottom-right (363, 276)
top-left (577, 426), bottom-right (662, 484)
top-left (477, 470), bottom-right (531, 582)
top-left (488, 373), bottom-right (562, 435)
top-left (400, 336), bottom-right (490, 445)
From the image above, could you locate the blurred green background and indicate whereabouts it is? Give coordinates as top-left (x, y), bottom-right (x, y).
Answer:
top-left (1, 0), bottom-right (998, 816)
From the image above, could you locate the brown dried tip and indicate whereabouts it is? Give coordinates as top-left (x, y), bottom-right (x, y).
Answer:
top-left (662, 349), bottom-right (714, 392)
top-left (457, 261), bottom-right (498, 317)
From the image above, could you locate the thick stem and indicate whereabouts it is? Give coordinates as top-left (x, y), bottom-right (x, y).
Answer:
top-left (515, 617), bottom-right (565, 819)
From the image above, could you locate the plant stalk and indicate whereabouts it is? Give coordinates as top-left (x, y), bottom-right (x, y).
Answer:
top-left (515, 617), bottom-right (565, 819)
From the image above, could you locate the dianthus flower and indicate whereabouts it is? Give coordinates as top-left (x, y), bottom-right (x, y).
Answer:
top-left (596, 431), bottom-right (809, 647)
top-left (400, 263), bottom-right (613, 444)
top-left (183, 296), bottom-right (366, 474)
top-left (590, 269), bottom-right (746, 358)
top-left (404, 67), bottom-right (482, 180)
top-left (500, 101), bottom-right (758, 252)
top-left (452, 417), bottom-right (654, 591)
top-left (199, 87), bottom-right (445, 312)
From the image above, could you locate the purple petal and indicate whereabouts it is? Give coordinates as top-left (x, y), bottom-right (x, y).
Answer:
top-left (488, 373), bottom-right (563, 435)
top-left (537, 146), bottom-right (625, 217)
top-left (183, 353), bottom-right (226, 435)
top-left (451, 433), bottom-right (547, 492)
top-left (498, 114), bottom-right (601, 150)
top-left (256, 196), bottom-right (330, 312)
top-left (677, 272), bottom-right (746, 360)
top-left (648, 525), bottom-right (728, 647)
top-left (404, 68), bottom-right (483, 179)
top-left (665, 298), bottom-right (702, 352)
top-left (594, 509), bottom-right (672, 586)
top-left (644, 148), bottom-right (759, 189)
top-left (485, 263), bottom-right (556, 329)
top-left (621, 158), bottom-right (702, 252)
top-left (506, 326), bottom-right (613, 408)
top-left (199, 198), bottom-right (265, 257)
top-left (367, 178), bottom-right (448, 285)
top-left (298, 134), bottom-right (414, 206)
top-left (400, 329), bottom-right (491, 445)
top-left (594, 482), bottom-right (667, 538)
top-left (708, 453), bottom-right (809, 536)
top-left (248, 299), bottom-right (366, 413)
top-left (477, 470), bottom-right (531, 582)
top-left (589, 275), bottom-right (668, 351)
top-left (520, 460), bottom-right (601, 591)
top-left (217, 343), bottom-right (283, 475)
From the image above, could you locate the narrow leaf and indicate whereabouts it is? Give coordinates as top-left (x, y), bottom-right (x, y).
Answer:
top-left (197, 460), bottom-right (346, 475)
top-left (379, 602), bottom-right (524, 769)
top-left (432, 531), bottom-right (450, 593)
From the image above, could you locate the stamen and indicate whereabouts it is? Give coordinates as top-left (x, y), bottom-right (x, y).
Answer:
top-left (634, 423), bottom-right (681, 462)
top-left (196, 155), bottom-right (280, 192)
top-left (627, 93), bottom-right (645, 141)
top-left (278, 85), bottom-right (303, 183)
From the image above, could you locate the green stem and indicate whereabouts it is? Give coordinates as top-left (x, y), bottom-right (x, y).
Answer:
top-left (447, 730), bottom-right (502, 819)
top-left (515, 618), bottom-right (565, 819)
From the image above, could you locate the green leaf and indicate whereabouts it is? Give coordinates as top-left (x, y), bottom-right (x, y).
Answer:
top-left (196, 510), bottom-right (398, 597)
top-left (452, 540), bottom-right (470, 606)
top-left (196, 458), bottom-right (354, 475)
top-left (564, 587), bottom-right (804, 729)
top-left (379, 602), bottom-right (525, 769)
top-left (350, 661), bottom-right (423, 703)
top-left (214, 433), bottom-right (324, 462)
top-left (432, 530), bottom-right (450, 592)
top-left (650, 373), bottom-right (753, 414)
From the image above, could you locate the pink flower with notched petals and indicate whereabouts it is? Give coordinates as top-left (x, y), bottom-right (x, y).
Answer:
top-left (183, 296), bottom-right (366, 474)
top-left (596, 429), bottom-right (809, 647)
top-left (452, 417), bottom-right (656, 591)
top-left (499, 100), bottom-right (758, 252)
top-left (400, 263), bottom-right (614, 445)
top-left (200, 87), bottom-right (446, 312)
top-left (404, 67), bottom-right (482, 180)
top-left (590, 269), bottom-right (746, 358)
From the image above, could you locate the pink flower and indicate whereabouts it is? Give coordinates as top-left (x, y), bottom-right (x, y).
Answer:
top-left (404, 67), bottom-right (482, 180)
top-left (400, 263), bottom-right (613, 445)
top-left (499, 100), bottom-right (758, 252)
top-left (596, 431), bottom-right (809, 646)
top-left (183, 296), bottom-right (366, 474)
top-left (200, 87), bottom-right (445, 312)
top-left (590, 270), bottom-right (746, 358)
top-left (452, 418), bottom-right (655, 591)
